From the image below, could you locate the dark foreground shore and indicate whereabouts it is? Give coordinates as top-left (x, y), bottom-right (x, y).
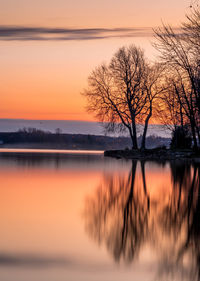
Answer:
top-left (104, 148), bottom-right (200, 161)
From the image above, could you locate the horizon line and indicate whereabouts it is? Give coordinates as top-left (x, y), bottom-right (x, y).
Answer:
top-left (0, 118), bottom-right (165, 126)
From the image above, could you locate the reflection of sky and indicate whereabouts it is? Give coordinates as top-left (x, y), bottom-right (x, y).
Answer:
top-left (0, 152), bottom-right (153, 281)
top-left (0, 150), bottom-right (131, 171)
top-left (0, 151), bottom-right (198, 280)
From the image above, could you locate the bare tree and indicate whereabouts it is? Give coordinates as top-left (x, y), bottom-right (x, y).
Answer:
top-left (82, 45), bottom-right (162, 149)
top-left (154, 9), bottom-right (200, 148)
top-left (183, 8), bottom-right (200, 53)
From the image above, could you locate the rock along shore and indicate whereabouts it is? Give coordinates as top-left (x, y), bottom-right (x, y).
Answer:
top-left (104, 148), bottom-right (200, 161)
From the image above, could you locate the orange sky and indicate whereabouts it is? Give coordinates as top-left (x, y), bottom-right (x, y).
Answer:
top-left (0, 0), bottom-right (194, 120)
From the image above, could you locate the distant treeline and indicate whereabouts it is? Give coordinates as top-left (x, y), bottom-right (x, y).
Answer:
top-left (0, 128), bottom-right (170, 150)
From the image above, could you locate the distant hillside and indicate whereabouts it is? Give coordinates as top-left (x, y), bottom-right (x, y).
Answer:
top-left (0, 129), bottom-right (170, 150)
top-left (0, 119), bottom-right (171, 138)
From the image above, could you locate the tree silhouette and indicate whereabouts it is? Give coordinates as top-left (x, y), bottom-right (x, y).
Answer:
top-left (82, 46), bottom-right (163, 149)
top-left (154, 8), bottom-right (200, 148)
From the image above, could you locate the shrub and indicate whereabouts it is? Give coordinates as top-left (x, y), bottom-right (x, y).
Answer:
top-left (170, 126), bottom-right (192, 149)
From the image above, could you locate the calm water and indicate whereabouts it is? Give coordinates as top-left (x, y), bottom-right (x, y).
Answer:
top-left (0, 149), bottom-right (200, 281)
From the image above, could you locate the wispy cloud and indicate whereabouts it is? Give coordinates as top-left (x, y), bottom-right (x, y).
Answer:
top-left (0, 253), bottom-right (69, 267)
top-left (0, 252), bottom-right (114, 271)
top-left (0, 26), bottom-right (154, 41)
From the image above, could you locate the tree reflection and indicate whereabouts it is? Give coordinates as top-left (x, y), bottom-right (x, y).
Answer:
top-left (84, 160), bottom-right (200, 281)
top-left (84, 160), bottom-right (150, 263)
top-left (151, 161), bottom-right (200, 281)
top-left (158, 161), bottom-right (200, 281)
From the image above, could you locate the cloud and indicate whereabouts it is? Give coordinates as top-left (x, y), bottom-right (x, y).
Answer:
top-left (0, 253), bottom-right (69, 267)
top-left (0, 26), bottom-right (154, 41)
top-left (0, 252), bottom-right (115, 272)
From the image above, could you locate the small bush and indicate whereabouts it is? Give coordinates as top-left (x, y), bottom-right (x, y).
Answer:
top-left (170, 126), bottom-right (192, 149)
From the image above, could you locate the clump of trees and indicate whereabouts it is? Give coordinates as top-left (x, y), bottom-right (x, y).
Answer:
top-left (154, 9), bottom-right (200, 150)
top-left (83, 8), bottom-right (200, 150)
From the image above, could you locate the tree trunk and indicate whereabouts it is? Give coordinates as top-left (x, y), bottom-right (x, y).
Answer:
top-left (196, 126), bottom-right (200, 147)
top-left (141, 109), bottom-right (152, 150)
top-left (131, 120), bottom-right (138, 150)
top-left (191, 120), bottom-right (198, 149)
top-left (180, 105), bottom-right (184, 129)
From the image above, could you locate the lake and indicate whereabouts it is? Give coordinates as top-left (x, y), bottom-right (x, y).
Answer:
top-left (0, 149), bottom-right (199, 281)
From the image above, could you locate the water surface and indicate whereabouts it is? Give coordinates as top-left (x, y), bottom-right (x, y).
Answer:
top-left (0, 149), bottom-right (199, 281)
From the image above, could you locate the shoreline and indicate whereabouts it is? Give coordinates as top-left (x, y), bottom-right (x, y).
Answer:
top-left (0, 146), bottom-right (200, 162)
top-left (104, 149), bottom-right (200, 161)
top-left (0, 143), bottom-right (104, 151)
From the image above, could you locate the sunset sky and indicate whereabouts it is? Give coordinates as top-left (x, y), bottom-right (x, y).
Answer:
top-left (0, 0), bottom-right (194, 120)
